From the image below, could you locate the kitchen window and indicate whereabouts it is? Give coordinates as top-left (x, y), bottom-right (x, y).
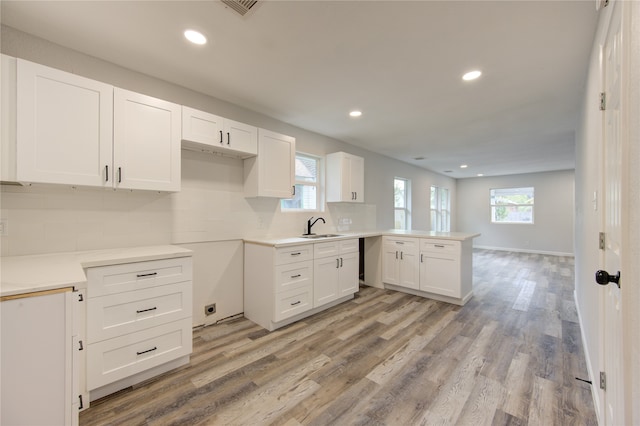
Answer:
top-left (281, 153), bottom-right (320, 211)
top-left (394, 178), bottom-right (411, 229)
top-left (430, 185), bottom-right (450, 232)
top-left (490, 187), bottom-right (534, 224)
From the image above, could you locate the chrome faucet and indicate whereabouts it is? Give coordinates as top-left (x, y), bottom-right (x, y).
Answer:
top-left (304, 216), bottom-right (325, 235)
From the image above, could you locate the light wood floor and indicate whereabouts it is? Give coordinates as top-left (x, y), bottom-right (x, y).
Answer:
top-left (80, 249), bottom-right (597, 425)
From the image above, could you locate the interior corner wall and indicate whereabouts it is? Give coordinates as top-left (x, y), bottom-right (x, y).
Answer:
top-left (456, 170), bottom-right (575, 255)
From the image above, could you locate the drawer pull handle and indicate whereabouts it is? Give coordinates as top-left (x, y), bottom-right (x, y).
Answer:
top-left (396, 242), bottom-right (404, 245)
top-left (291, 252), bottom-right (302, 256)
top-left (435, 244), bottom-right (445, 248)
top-left (291, 274), bottom-right (301, 278)
top-left (137, 347), bottom-right (157, 356)
top-left (291, 301), bottom-right (301, 306)
top-left (136, 307), bottom-right (157, 314)
top-left (137, 272), bottom-right (158, 278)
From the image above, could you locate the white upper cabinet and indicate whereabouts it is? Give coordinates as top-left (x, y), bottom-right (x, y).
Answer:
top-left (113, 88), bottom-right (181, 192)
top-left (10, 58), bottom-right (181, 191)
top-left (181, 106), bottom-right (257, 158)
top-left (326, 151), bottom-right (364, 203)
top-left (1, 54), bottom-right (17, 182)
top-left (16, 58), bottom-right (113, 187)
top-left (244, 128), bottom-right (295, 198)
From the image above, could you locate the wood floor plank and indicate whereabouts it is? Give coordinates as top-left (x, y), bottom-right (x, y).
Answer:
top-left (80, 249), bottom-right (598, 426)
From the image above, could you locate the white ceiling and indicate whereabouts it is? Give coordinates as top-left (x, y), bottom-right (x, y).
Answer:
top-left (1, 0), bottom-right (599, 178)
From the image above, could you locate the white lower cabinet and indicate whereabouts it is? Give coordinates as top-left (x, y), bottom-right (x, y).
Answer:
top-left (1, 289), bottom-right (81, 426)
top-left (85, 256), bottom-right (193, 402)
top-left (313, 239), bottom-right (359, 307)
top-left (382, 237), bottom-right (419, 290)
top-left (244, 238), bottom-right (359, 331)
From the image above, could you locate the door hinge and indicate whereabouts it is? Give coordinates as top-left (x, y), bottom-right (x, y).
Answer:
top-left (599, 232), bottom-right (606, 250)
top-left (600, 371), bottom-right (607, 390)
top-left (600, 92), bottom-right (606, 111)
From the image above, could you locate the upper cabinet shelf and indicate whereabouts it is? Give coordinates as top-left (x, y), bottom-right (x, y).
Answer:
top-left (181, 106), bottom-right (257, 159)
top-left (326, 151), bottom-right (364, 203)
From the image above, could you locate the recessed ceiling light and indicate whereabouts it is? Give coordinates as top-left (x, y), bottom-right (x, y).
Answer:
top-left (462, 70), bottom-right (482, 81)
top-left (349, 110), bottom-right (362, 117)
top-left (184, 29), bottom-right (207, 45)
top-left (460, 164), bottom-right (468, 169)
top-left (477, 173), bottom-right (484, 177)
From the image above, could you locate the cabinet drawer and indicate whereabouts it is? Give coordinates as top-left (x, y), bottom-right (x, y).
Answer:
top-left (275, 261), bottom-right (313, 293)
top-left (275, 245), bottom-right (313, 265)
top-left (274, 286), bottom-right (312, 322)
top-left (87, 257), bottom-right (192, 297)
top-left (339, 238), bottom-right (359, 254)
top-left (314, 238), bottom-right (359, 258)
top-left (87, 318), bottom-right (192, 390)
top-left (87, 282), bottom-right (192, 343)
top-left (420, 239), bottom-right (460, 255)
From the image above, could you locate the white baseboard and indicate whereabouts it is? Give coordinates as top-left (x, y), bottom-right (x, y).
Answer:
top-left (574, 289), bottom-right (603, 425)
top-left (474, 245), bottom-right (574, 257)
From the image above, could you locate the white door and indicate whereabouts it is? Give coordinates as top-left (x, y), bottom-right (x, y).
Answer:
top-left (599, 2), bottom-right (625, 424)
top-left (113, 88), bottom-right (181, 191)
top-left (313, 256), bottom-right (339, 307)
top-left (338, 251), bottom-right (359, 296)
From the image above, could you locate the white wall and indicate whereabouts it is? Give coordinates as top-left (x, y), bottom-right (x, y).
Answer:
top-left (457, 170), bottom-right (574, 255)
top-left (0, 25), bottom-right (455, 326)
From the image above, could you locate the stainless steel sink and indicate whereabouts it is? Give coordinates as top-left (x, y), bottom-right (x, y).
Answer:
top-left (300, 234), bottom-right (343, 239)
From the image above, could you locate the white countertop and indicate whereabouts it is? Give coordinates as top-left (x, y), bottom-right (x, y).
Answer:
top-left (243, 229), bottom-right (480, 247)
top-left (1, 245), bottom-right (192, 298)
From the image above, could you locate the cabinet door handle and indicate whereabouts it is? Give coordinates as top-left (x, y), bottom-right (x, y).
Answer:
top-left (292, 185), bottom-right (296, 196)
top-left (78, 395), bottom-right (84, 410)
top-left (420, 254), bottom-right (423, 263)
top-left (340, 257), bottom-right (343, 267)
top-left (291, 252), bottom-right (301, 256)
top-left (137, 347), bottom-right (157, 356)
top-left (435, 244), bottom-right (445, 248)
top-left (336, 258), bottom-right (340, 268)
top-left (354, 192), bottom-right (357, 200)
top-left (118, 167), bottom-right (122, 183)
top-left (78, 293), bottom-right (84, 302)
top-left (78, 340), bottom-right (84, 351)
top-left (395, 251), bottom-right (398, 259)
top-left (291, 300), bottom-right (301, 306)
top-left (136, 307), bottom-right (157, 314)
top-left (291, 274), bottom-right (301, 278)
top-left (105, 165), bottom-right (109, 182)
top-left (136, 272), bottom-right (158, 278)
top-left (219, 130), bottom-right (223, 145)
top-left (227, 132), bottom-right (230, 145)
top-left (400, 251), bottom-right (403, 260)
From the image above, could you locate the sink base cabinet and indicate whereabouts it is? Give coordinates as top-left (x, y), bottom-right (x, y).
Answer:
top-left (244, 240), bottom-right (359, 331)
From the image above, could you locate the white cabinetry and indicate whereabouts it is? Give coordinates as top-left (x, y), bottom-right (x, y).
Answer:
top-left (244, 238), bottom-right (359, 331)
top-left (313, 239), bottom-right (359, 307)
top-left (113, 88), bottom-right (181, 191)
top-left (244, 129), bottom-right (295, 198)
top-left (382, 236), bottom-right (419, 290)
top-left (1, 54), bottom-right (17, 182)
top-left (181, 106), bottom-right (257, 158)
top-left (85, 257), bottom-right (192, 401)
top-left (1, 289), bottom-right (81, 426)
top-left (326, 151), bottom-right (364, 202)
top-left (419, 238), bottom-right (473, 304)
top-left (6, 57), bottom-right (181, 191)
top-left (16, 58), bottom-right (113, 187)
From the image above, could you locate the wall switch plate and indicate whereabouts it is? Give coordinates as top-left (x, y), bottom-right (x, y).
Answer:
top-left (205, 303), bottom-right (216, 316)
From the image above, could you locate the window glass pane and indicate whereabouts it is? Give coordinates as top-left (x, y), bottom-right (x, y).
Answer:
top-left (282, 184), bottom-right (317, 210)
top-left (295, 156), bottom-right (317, 183)
top-left (490, 187), bottom-right (534, 223)
top-left (395, 209), bottom-right (406, 230)
top-left (394, 179), bottom-right (406, 208)
top-left (430, 187), bottom-right (436, 209)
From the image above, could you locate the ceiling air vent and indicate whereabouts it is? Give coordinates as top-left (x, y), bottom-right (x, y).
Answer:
top-left (222, 0), bottom-right (258, 16)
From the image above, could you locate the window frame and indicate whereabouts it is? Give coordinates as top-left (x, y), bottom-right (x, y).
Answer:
top-left (430, 185), bottom-right (451, 232)
top-left (280, 152), bottom-right (322, 212)
top-left (489, 186), bottom-right (535, 224)
top-left (394, 177), bottom-right (411, 230)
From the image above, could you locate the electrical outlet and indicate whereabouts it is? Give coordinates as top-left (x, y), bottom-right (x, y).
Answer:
top-left (0, 219), bottom-right (7, 236)
top-left (205, 303), bottom-right (216, 316)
